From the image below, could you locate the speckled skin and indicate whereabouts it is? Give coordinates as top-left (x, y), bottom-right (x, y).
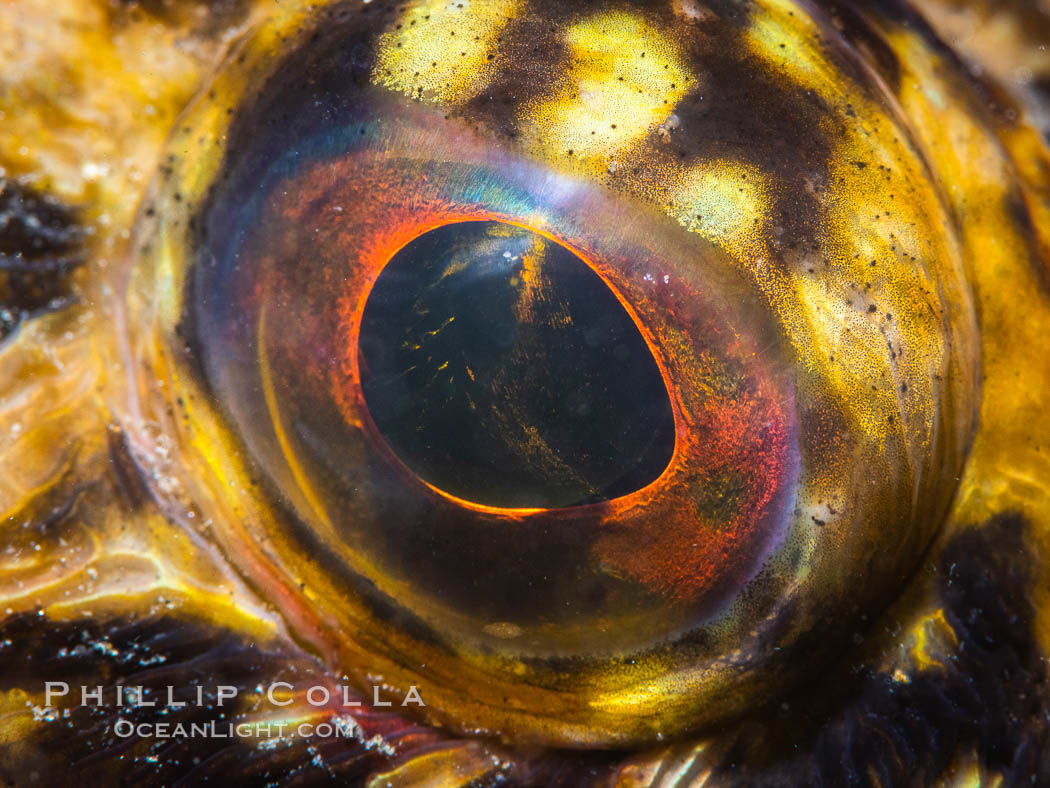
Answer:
top-left (0, 1), bottom-right (1049, 785)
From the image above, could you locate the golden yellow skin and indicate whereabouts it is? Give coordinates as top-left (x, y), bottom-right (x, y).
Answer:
top-left (1, 0), bottom-right (1049, 784)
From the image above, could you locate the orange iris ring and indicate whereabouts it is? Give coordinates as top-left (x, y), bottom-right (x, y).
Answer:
top-left (246, 148), bottom-right (800, 611)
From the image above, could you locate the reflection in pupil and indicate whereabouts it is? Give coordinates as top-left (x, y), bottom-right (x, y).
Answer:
top-left (358, 221), bottom-right (675, 509)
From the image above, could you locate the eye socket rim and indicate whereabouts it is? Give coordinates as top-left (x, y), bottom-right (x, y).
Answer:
top-left (121, 0), bottom-right (981, 749)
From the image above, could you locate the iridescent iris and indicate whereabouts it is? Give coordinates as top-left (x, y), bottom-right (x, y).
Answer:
top-left (191, 58), bottom-right (800, 656)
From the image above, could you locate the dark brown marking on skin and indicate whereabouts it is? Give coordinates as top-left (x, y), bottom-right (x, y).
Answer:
top-left (106, 0), bottom-right (252, 34)
top-left (1005, 191), bottom-right (1050, 302)
top-left (7, 506), bottom-right (1045, 788)
top-left (669, 15), bottom-right (838, 274)
top-left (0, 613), bottom-right (398, 786)
top-left (459, 8), bottom-right (574, 142)
top-left (819, 0), bottom-right (903, 92)
top-left (106, 426), bottom-right (155, 513)
top-left (0, 179), bottom-right (85, 341)
top-left (0, 609), bottom-right (629, 786)
top-left (708, 513), bottom-right (1050, 786)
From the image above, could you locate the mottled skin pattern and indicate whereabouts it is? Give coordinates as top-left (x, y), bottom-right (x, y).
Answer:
top-left (0, 0), bottom-right (1049, 785)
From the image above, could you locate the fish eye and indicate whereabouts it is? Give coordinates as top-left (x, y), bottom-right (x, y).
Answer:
top-left (121, 0), bottom-right (985, 751)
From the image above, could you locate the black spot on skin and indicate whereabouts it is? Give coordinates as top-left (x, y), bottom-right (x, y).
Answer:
top-left (0, 179), bottom-right (85, 341)
top-left (711, 513), bottom-right (1050, 786)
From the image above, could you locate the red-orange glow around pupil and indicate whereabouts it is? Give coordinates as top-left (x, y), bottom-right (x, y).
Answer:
top-left (185, 84), bottom-right (804, 651)
top-left (225, 147), bottom-right (800, 611)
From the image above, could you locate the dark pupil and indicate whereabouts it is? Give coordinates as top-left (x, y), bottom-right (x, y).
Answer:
top-left (358, 221), bottom-right (675, 509)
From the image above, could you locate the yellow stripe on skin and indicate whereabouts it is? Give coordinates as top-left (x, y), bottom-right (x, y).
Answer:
top-left (372, 0), bottom-right (522, 105)
top-left (365, 742), bottom-right (506, 788)
top-left (904, 608), bottom-right (959, 672)
top-left (522, 10), bottom-right (696, 166)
